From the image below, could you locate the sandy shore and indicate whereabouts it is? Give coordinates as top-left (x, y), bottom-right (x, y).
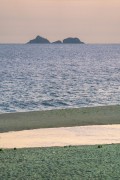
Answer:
top-left (0, 125), bottom-right (120, 148)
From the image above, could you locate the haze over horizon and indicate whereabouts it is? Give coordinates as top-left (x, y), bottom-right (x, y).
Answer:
top-left (0, 0), bottom-right (120, 44)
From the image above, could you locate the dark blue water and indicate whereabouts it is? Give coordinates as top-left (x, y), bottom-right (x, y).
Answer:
top-left (0, 44), bottom-right (120, 113)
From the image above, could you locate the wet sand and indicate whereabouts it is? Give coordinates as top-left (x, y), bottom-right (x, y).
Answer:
top-left (0, 125), bottom-right (120, 148)
top-left (0, 105), bottom-right (120, 133)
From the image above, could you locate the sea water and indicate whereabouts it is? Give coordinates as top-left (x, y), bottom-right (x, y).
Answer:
top-left (0, 44), bottom-right (120, 113)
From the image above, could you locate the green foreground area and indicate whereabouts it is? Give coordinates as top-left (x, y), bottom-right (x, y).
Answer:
top-left (0, 144), bottom-right (120, 180)
top-left (0, 105), bottom-right (120, 132)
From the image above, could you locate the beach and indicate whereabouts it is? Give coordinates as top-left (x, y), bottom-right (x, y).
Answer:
top-left (0, 125), bottom-right (120, 148)
top-left (0, 105), bottom-right (120, 148)
top-left (0, 105), bottom-right (120, 179)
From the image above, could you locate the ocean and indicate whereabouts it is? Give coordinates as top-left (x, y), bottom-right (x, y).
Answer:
top-left (0, 44), bottom-right (120, 113)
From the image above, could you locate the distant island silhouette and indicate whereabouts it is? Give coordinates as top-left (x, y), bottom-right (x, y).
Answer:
top-left (27, 35), bottom-right (84, 44)
top-left (52, 40), bottom-right (62, 44)
top-left (28, 36), bottom-right (50, 44)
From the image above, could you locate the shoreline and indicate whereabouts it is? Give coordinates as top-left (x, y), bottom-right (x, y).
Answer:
top-left (0, 105), bottom-right (120, 133)
top-left (0, 103), bottom-right (119, 115)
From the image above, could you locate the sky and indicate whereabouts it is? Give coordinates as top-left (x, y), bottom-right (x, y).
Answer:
top-left (0, 0), bottom-right (120, 43)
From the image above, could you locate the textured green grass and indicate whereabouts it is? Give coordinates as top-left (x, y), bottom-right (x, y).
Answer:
top-left (0, 144), bottom-right (120, 180)
top-left (0, 105), bottom-right (120, 132)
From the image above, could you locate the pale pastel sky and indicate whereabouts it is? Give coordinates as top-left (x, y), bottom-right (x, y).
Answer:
top-left (0, 0), bottom-right (120, 43)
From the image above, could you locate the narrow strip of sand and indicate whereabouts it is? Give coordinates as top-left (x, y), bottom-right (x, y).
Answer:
top-left (0, 125), bottom-right (120, 148)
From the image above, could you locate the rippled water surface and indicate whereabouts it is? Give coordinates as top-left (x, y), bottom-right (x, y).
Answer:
top-left (0, 44), bottom-right (120, 113)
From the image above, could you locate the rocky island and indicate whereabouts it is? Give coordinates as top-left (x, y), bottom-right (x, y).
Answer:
top-left (63, 37), bottom-right (84, 44)
top-left (27, 36), bottom-right (50, 44)
top-left (27, 35), bottom-right (84, 44)
top-left (52, 40), bottom-right (62, 44)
